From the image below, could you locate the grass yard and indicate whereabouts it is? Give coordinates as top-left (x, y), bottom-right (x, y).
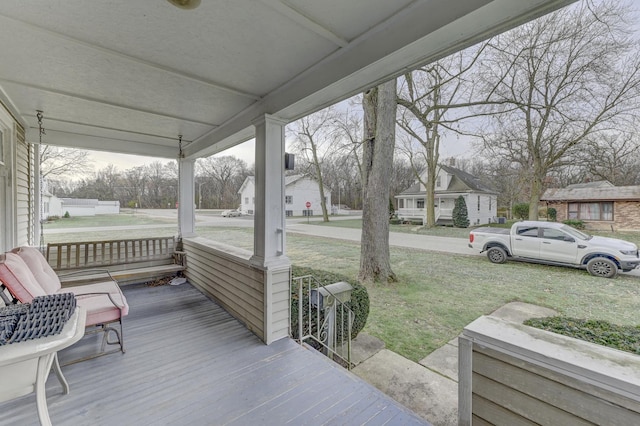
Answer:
top-left (43, 213), bottom-right (175, 229)
top-left (312, 218), bottom-right (640, 246)
top-left (43, 216), bottom-right (640, 363)
top-left (194, 226), bottom-right (640, 362)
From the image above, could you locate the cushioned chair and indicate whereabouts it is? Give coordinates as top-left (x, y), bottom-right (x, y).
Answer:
top-left (0, 247), bottom-right (128, 363)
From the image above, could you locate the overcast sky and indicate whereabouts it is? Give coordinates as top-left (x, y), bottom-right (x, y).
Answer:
top-left (88, 118), bottom-right (473, 172)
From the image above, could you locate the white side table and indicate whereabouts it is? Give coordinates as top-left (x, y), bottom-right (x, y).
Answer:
top-left (0, 307), bottom-right (86, 426)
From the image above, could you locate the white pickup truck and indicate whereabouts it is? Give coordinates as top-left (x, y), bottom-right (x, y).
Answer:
top-left (469, 221), bottom-right (640, 278)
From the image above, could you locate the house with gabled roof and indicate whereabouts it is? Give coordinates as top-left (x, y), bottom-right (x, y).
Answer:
top-left (395, 164), bottom-right (498, 226)
top-left (541, 180), bottom-right (640, 231)
top-left (239, 174), bottom-right (330, 217)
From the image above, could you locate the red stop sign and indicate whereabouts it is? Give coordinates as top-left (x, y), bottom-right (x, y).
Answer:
top-left (305, 201), bottom-right (311, 208)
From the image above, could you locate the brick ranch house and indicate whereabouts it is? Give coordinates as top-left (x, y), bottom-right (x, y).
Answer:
top-left (540, 180), bottom-right (640, 231)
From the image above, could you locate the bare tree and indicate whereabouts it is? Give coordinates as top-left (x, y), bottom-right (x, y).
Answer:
top-left (475, 0), bottom-right (640, 219)
top-left (396, 45), bottom-right (502, 227)
top-left (197, 156), bottom-right (248, 209)
top-left (359, 80), bottom-right (397, 283)
top-left (579, 133), bottom-right (640, 186)
top-left (288, 107), bottom-right (341, 222)
top-left (122, 166), bottom-right (147, 208)
top-left (40, 145), bottom-right (92, 180)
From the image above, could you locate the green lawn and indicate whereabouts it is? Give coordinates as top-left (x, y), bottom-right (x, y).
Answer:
top-left (194, 226), bottom-right (640, 362)
top-left (43, 213), bottom-right (174, 229)
top-left (43, 215), bottom-right (640, 363)
top-left (310, 218), bottom-right (640, 246)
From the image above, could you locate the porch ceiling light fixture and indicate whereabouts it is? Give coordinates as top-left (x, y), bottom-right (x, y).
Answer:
top-left (167, 0), bottom-right (201, 9)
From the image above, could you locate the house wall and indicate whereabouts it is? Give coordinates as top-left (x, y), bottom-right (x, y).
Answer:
top-left (241, 177), bottom-right (330, 217)
top-left (239, 179), bottom-right (256, 214)
top-left (285, 178), bottom-right (330, 216)
top-left (615, 201), bottom-right (640, 231)
top-left (466, 194), bottom-right (497, 226)
top-left (459, 316), bottom-right (640, 425)
top-left (0, 102), bottom-right (33, 251)
top-left (545, 200), bottom-right (640, 231)
top-left (15, 124), bottom-right (32, 247)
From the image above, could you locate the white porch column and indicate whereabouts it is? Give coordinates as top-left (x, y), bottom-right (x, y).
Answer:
top-left (178, 158), bottom-right (196, 238)
top-left (251, 114), bottom-right (289, 267)
top-left (252, 114), bottom-right (291, 345)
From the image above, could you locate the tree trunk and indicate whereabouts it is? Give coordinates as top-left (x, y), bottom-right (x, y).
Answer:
top-left (359, 80), bottom-right (397, 284)
top-left (310, 141), bottom-right (330, 222)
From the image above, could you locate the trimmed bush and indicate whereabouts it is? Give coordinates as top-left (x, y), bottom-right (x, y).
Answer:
top-left (547, 207), bottom-right (557, 222)
top-left (63, 211), bottom-right (71, 218)
top-left (291, 265), bottom-right (369, 340)
top-left (452, 195), bottom-right (470, 228)
top-left (389, 218), bottom-right (401, 225)
top-left (512, 203), bottom-right (529, 220)
top-left (563, 219), bottom-right (585, 229)
top-left (525, 317), bottom-right (640, 355)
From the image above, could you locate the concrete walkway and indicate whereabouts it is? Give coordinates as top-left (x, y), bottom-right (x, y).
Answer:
top-left (351, 302), bottom-right (559, 426)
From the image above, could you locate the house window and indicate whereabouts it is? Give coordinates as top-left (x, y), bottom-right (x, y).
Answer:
top-left (477, 196), bottom-right (481, 212)
top-left (285, 195), bottom-right (293, 204)
top-left (302, 209), bottom-right (313, 216)
top-left (285, 210), bottom-right (293, 217)
top-left (417, 199), bottom-right (425, 209)
top-left (245, 197), bottom-right (249, 204)
top-left (436, 176), bottom-right (441, 188)
top-left (489, 197), bottom-right (492, 210)
top-left (398, 199), bottom-right (404, 208)
top-left (568, 202), bottom-right (613, 221)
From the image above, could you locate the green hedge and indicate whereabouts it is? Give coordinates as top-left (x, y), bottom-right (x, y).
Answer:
top-left (524, 317), bottom-right (640, 355)
top-left (562, 219), bottom-right (585, 229)
top-left (291, 265), bottom-right (369, 340)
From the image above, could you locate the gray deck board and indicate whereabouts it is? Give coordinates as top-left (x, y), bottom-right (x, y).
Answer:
top-left (0, 283), bottom-right (429, 425)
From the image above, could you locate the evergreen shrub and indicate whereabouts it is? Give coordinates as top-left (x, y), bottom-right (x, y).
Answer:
top-left (452, 195), bottom-right (470, 228)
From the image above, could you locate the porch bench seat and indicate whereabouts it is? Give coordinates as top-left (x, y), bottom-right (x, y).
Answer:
top-left (59, 264), bottom-right (185, 287)
top-left (47, 238), bottom-right (185, 285)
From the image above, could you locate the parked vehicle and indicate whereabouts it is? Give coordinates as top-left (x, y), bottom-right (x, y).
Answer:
top-left (469, 221), bottom-right (640, 278)
top-left (221, 209), bottom-right (242, 217)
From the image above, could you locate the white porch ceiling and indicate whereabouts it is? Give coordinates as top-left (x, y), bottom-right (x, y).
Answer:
top-left (0, 0), bottom-right (576, 160)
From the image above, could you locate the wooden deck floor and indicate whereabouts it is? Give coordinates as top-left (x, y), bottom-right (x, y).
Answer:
top-left (0, 283), bottom-right (429, 425)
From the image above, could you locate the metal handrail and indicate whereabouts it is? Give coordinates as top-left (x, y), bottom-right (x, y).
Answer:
top-left (290, 275), bottom-right (354, 369)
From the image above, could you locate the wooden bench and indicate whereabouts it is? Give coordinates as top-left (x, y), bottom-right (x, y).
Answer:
top-left (46, 237), bottom-right (186, 286)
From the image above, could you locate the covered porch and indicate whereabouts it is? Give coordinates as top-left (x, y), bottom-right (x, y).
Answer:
top-left (0, 1), bottom-right (578, 423)
top-left (0, 282), bottom-right (427, 425)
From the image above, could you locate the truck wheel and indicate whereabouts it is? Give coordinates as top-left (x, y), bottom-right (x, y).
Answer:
top-left (487, 247), bottom-right (507, 264)
top-left (586, 257), bottom-right (618, 278)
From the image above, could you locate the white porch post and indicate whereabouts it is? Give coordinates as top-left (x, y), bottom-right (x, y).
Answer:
top-left (251, 114), bottom-right (289, 267)
top-left (252, 114), bottom-right (291, 344)
top-left (178, 158), bottom-right (196, 238)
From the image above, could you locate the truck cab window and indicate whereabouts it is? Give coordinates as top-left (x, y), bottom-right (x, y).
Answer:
top-left (516, 226), bottom-right (538, 237)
